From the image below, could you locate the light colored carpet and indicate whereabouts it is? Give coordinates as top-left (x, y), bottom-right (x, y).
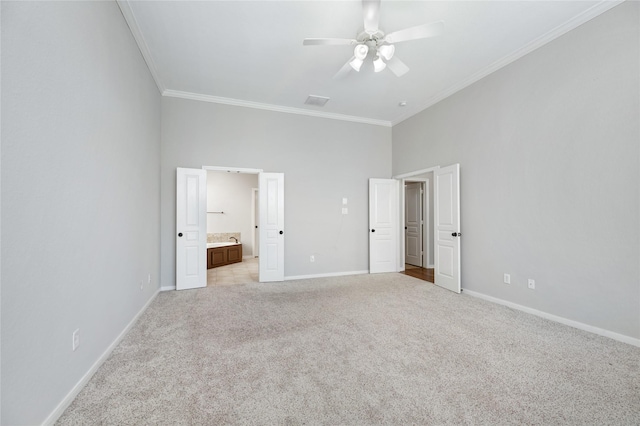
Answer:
top-left (57, 272), bottom-right (640, 425)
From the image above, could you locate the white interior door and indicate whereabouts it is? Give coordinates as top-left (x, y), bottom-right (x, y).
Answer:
top-left (434, 164), bottom-right (461, 293)
top-left (405, 182), bottom-right (423, 267)
top-left (259, 173), bottom-right (284, 282)
top-left (252, 188), bottom-right (259, 258)
top-left (176, 167), bottom-right (207, 290)
top-left (369, 178), bottom-right (398, 274)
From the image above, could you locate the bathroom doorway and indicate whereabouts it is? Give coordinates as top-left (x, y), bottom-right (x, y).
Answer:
top-left (176, 166), bottom-right (285, 289)
top-left (205, 169), bottom-right (258, 286)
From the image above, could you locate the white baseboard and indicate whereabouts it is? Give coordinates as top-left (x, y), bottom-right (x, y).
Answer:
top-left (285, 270), bottom-right (369, 281)
top-left (463, 289), bottom-right (640, 348)
top-left (42, 289), bottom-right (160, 425)
top-left (160, 286), bottom-right (176, 292)
top-left (242, 255), bottom-right (253, 260)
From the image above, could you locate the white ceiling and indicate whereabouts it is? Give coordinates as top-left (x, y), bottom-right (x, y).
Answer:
top-left (121, 1), bottom-right (618, 126)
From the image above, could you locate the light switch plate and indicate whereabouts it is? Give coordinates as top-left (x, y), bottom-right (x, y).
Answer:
top-left (72, 329), bottom-right (80, 351)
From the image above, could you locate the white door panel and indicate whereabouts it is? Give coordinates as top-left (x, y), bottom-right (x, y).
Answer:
top-left (259, 173), bottom-right (284, 282)
top-left (176, 167), bottom-right (207, 290)
top-left (405, 182), bottom-right (422, 266)
top-left (434, 164), bottom-right (461, 293)
top-left (369, 179), bottom-right (398, 274)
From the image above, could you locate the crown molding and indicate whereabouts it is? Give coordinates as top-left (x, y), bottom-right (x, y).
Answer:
top-left (162, 90), bottom-right (392, 128)
top-left (118, 0), bottom-right (621, 128)
top-left (116, 0), bottom-right (165, 93)
top-left (390, 0), bottom-right (625, 126)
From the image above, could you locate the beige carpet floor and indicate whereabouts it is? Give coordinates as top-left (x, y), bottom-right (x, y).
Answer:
top-left (57, 271), bottom-right (640, 425)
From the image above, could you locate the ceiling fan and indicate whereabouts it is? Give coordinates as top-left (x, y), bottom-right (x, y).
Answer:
top-left (303, 0), bottom-right (444, 77)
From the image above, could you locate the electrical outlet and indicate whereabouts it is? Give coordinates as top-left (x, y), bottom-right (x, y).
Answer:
top-left (310, 255), bottom-right (315, 263)
top-left (504, 274), bottom-right (511, 284)
top-left (342, 207), bottom-right (348, 214)
top-left (72, 329), bottom-right (80, 351)
top-left (528, 279), bottom-right (535, 290)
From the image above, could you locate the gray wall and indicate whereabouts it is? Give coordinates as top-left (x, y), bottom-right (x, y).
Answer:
top-left (161, 97), bottom-right (391, 286)
top-left (1, 2), bottom-right (161, 424)
top-left (393, 2), bottom-right (639, 339)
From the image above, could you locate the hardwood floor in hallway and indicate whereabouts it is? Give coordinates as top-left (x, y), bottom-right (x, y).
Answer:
top-left (402, 264), bottom-right (434, 283)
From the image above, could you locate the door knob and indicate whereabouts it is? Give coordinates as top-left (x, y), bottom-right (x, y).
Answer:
top-left (371, 229), bottom-right (376, 233)
top-left (451, 232), bottom-right (461, 237)
top-left (178, 233), bottom-right (183, 237)
top-left (279, 230), bottom-right (283, 235)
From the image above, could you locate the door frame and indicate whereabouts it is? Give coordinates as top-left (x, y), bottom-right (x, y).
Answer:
top-left (393, 166), bottom-right (440, 272)
top-left (203, 166), bottom-right (264, 174)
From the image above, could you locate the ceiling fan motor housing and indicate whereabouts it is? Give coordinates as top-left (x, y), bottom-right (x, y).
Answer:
top-left (357, 30), bottom-right (385, 45)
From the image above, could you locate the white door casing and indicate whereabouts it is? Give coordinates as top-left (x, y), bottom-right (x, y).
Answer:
top-left (423, 178), bottom-right (431, 268)
top-left (259, 173), bottom-right (284, 282)
top-left (176, 167), bottom-right (207, 290)
top-left (434, 164), bottom-right (461, 293)
top-left (369, 178), bottom-right (398, 274)
top-left (405, 182), bottom-right (423, 267)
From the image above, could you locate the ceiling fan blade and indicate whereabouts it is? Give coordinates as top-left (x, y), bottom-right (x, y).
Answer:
top-left (303, 38), bottom-right (357, 46)
top-left (333, 57), bottom-right (355, 79)
top-left (362, 0), bottom-right (380, 34)
top-left (384, 20), bottom-right (444, 44)
top-left (386, 56), bottom-right (410, 77)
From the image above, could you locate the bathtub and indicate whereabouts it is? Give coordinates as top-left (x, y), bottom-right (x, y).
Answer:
top-left (207, 242), bottom-right (240, 249)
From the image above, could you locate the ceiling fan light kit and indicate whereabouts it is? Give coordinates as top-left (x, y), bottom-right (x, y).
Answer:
top-left (378, 44), bottom-right (395, 61)
top-left (349, 57), bottom-right (364, 72)
top-left (354, 44), bottom-right (369, 60)
top-left (373, 55), bottom-right (386, 73)
top-left (303, 0), bottom-right (444, 77)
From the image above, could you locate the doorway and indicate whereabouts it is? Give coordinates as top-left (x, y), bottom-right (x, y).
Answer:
top-left (205, 170), bottom-right (259, 286)
top-left (403, 177), bottom-right (434, 283)
top-left (175, 166), bottom-right (285, 291)
top-left (393, 164), bottom-right (461, 293)
top-left (203, 167), bottom-right (285, 283)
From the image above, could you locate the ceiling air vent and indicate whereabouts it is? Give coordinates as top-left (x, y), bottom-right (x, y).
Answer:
top-left (304, 95), bottom-right (330, 107)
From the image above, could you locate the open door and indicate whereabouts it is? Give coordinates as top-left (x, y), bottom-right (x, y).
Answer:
top-left (259, 173), bottom-right (284, 282)
top-left (405, 182), bottom-right (423, 267)
top-left (369, 178), bottom-right (398, 273)
top-left (176, 167), bottom-right (207, 290)
top-left (434, 164), bottom-right (461, 293)
top-left (252, 188), bottom-right (259, 258)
